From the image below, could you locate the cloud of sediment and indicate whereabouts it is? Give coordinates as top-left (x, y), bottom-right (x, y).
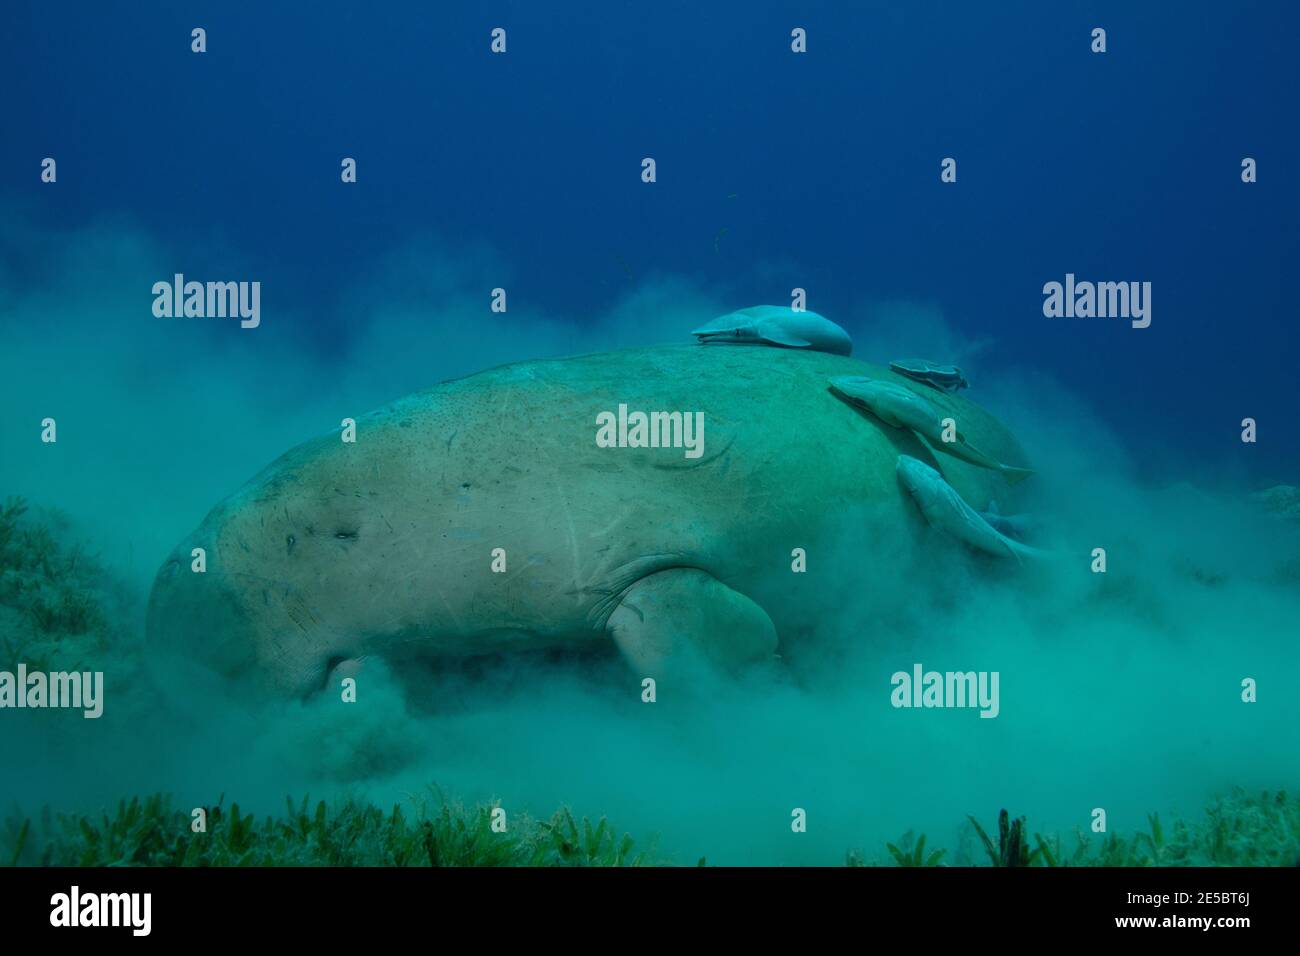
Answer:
top-left (2, 210), bottom-right (1297, 865)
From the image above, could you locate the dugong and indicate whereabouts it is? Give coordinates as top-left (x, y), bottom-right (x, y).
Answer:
top-left (691, 306), bottom-right (853, 356)
top-left (146, 346), bottom-right (1028, 698)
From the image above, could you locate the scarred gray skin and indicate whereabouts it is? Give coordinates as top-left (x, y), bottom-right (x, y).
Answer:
top-left (146, 345), bottom-right (1030, 698)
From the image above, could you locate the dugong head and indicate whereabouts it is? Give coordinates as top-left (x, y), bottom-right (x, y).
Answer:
top-left (145, 428), bottom-right (424, 701)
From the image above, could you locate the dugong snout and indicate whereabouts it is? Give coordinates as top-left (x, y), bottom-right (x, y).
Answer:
top-left (145, 446), bottom-right (393, 701)
top-left (145, 541), bottom-right (264, 698)
top-left (145, 530), bottom-right (338, 701)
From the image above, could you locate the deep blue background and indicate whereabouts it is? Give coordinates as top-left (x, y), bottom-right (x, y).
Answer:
top-left (4, 1), bottom-right (1297, 477)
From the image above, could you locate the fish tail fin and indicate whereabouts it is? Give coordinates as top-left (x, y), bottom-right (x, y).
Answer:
top-left (1008, 539), bottom-right (1055, 565)
top-left (1001, 465), bottom-right (1034, 486)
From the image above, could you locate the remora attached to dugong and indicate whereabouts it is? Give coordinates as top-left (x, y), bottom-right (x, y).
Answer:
top-left (979, 505), bottom-right (1038, 541)
top-left (889, 358), bottom-right (969, 392)
top-left (896, 455), bottom-right (1045, 564)
top-left (146, 346), bottom-right (1028, 698)
top-left (692, 305), bottom-right (852, 356)
top-left (829, 375), bottom-right (1033, 484)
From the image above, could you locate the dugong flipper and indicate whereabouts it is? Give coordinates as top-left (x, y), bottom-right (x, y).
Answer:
top-left (608, 569), bottom-right (778, 677)
top-left (896, 455), bottom-right (1043, 564)
top-left (692, 306), bottom-right (853, 356)
top-left (829, 376), bottom-right (1033, 485)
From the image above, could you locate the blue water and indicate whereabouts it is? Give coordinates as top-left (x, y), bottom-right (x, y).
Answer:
top-left (2, 2), bottom-right (1298, 866)
top-left (5, 1), bottom-right (1297, 475)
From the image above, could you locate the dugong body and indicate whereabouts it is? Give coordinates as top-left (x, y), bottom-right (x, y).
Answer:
top-left (146, 346), bottom-right (1028, 697)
